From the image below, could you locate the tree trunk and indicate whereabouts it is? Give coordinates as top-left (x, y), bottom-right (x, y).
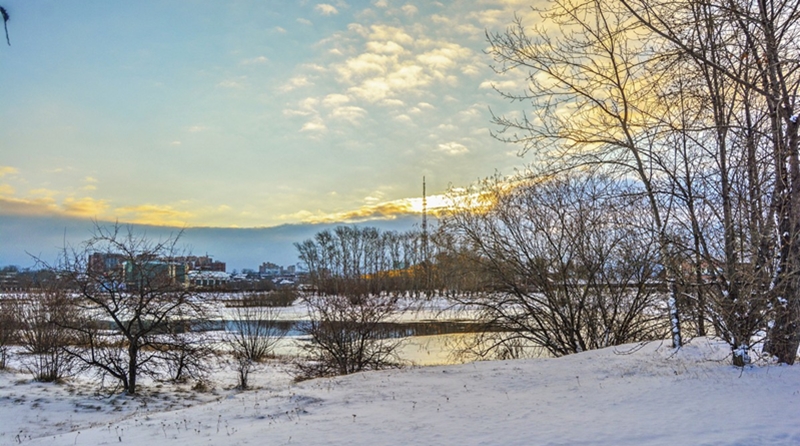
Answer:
top-left (127, 344), bottom-right (138, 395)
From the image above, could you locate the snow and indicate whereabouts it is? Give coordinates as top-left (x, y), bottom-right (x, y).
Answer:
top-left (2, 338), bottom-right (799, 446)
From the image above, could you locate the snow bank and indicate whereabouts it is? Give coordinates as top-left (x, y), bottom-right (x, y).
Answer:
top-left (2, 338), bottom-right (798, 445)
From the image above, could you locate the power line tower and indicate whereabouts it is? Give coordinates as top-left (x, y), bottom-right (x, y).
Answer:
top-left (422, 176), bottom-right (428, 262)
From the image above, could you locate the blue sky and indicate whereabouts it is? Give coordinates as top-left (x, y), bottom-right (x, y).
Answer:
top-left (0, 0), bottom-right (538, 266)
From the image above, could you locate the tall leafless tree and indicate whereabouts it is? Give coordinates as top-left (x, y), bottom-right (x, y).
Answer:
top-left (486, 0), bottom-right (800, 364)
top-left (615, 0), bottom-right (800, 366)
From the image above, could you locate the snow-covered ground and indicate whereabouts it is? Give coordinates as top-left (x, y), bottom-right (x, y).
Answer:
top-left (2, 338), bottom-right (798, 446)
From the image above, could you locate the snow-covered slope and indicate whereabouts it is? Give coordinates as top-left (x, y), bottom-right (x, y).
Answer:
top-left (2, 339), bottom-right (798, 446)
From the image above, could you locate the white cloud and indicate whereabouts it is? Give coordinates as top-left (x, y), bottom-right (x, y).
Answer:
top-left (322, 93), bottom-right (351, 108)
top-left (437, 141), bottom-right (469, 155)
top-left (348, 23), bottom-right (370, 38)
top-left (365, 40), bottom-right (405, 54)
top-left (274, 26), bottom-right (287, 33)
top-left (283, 97), bottom-right (320, 117)
top-left (380, 98), bottom-right (405, 107)
top-left (301, 118), bottom-right (327, 132)
top-left (401, 4), bottom-right (418, 15)
top-left (280, 76), bottom-right (313, 92)
top-left (337, 53), bottom-right (391, 82)
top-left (315, 4), bottom-right (339, 15)
top-left (431, 14), bottom-right (450, 24)
top-left (330, 105), bottom-right (367, 124)
top-left (374, 0), bottom-right (388, 7)
top-left (297, 18), bottom-right (313, 26)
top-left (283, 109), bottom-right (311, 117)
top-left (369, 25), bottom-right (414, 45)
top-left (416, 43), bottom-right (472, 72)
top-left (241, 56), bottom-right (268, 65)
top-left (479, 79), bottom-right (519, 90)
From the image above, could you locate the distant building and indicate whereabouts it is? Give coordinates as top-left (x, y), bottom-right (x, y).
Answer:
top-left (259, 262), bottom-right (282, 277)
top-left (174, 255), bottom-right (226, 272)
top-left (188, 270), bottom-right (230, 288)
top-left (88, 252), bottom-right (126, 274)
top-left (0, 269), bottom-right (19, 291)
top-left (124, 260), bottom-right (188, 289)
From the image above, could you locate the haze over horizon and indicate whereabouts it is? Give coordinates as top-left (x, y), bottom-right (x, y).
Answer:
top-left (0, 1), bottom-right (537, 230)
top-left (0, 213), bottom-right (426, 272)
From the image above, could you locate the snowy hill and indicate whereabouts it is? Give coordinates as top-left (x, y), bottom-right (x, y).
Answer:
top-left (2, 338), bottom-right (799, 445)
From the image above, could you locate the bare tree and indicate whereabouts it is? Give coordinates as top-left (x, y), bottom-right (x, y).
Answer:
top-left (225, 293), bottom-right (289, 389)
top-left (441, 173), bottom-right (669, 358)
top-left (48, 224), bottom-right (207, 395)
top-left (297, 292), bottom-right (403, 379)
top-left (486, 0), bottom-right (685, 347)
top-left (0, 296), bottom-right (18, 369)
top-left (613, 0), bottom-right (800, 365)
top-left (296, 226), bottom-right (428, 298)
top-left (484, 0), bottom-right (800, 364)
top-left (17, 288), bottom-right (79, 382)
top-left (295, 227), bottom-right (408, 378)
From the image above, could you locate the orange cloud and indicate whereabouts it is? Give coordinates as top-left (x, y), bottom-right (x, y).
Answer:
top-left (115, 204), bottom-right (194, 227)
top-left (287, 193), bottom-right (456, 224)
top-left (0, 196), bottom-right (62, 217)
top-left (63, 196), bottom-right (110, 216)
top-left (0, 166), bottom-right (19, 178)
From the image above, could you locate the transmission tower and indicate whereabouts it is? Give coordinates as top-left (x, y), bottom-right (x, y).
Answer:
top-left (422, 176), bottom-right (428, 263)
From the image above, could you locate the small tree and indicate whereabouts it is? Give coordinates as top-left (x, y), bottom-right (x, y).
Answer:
top-left (295, 227), bottom-right (411, 379)
top-left (225, 294), bottom-right (289, 389)
top-left (50, 224), bottom-right (207, 395)
top-left (155, 321), bottom-right (214, 384)
top-left (0, 296), bottom-right (18, 369)
top-left (18, 289), bottom-right (78, 382)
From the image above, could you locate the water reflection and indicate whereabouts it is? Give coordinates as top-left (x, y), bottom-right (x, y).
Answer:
top-left (205, 319), bottom-right (489, 339)
top-left (208, 319), bottom-right (499, 366)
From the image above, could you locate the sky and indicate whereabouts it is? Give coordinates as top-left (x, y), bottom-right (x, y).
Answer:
top-left (0, 0), bottom-right (539, 268)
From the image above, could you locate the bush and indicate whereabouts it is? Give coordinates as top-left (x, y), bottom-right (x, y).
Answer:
top-left (296, 293), bottom-right (403, 379)
top-left (0, 297), bottom-right (19, 369)
top-left (225, 294), bottom-right (289, 389)
top-left (18, 290), bottom-right (78, 382)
